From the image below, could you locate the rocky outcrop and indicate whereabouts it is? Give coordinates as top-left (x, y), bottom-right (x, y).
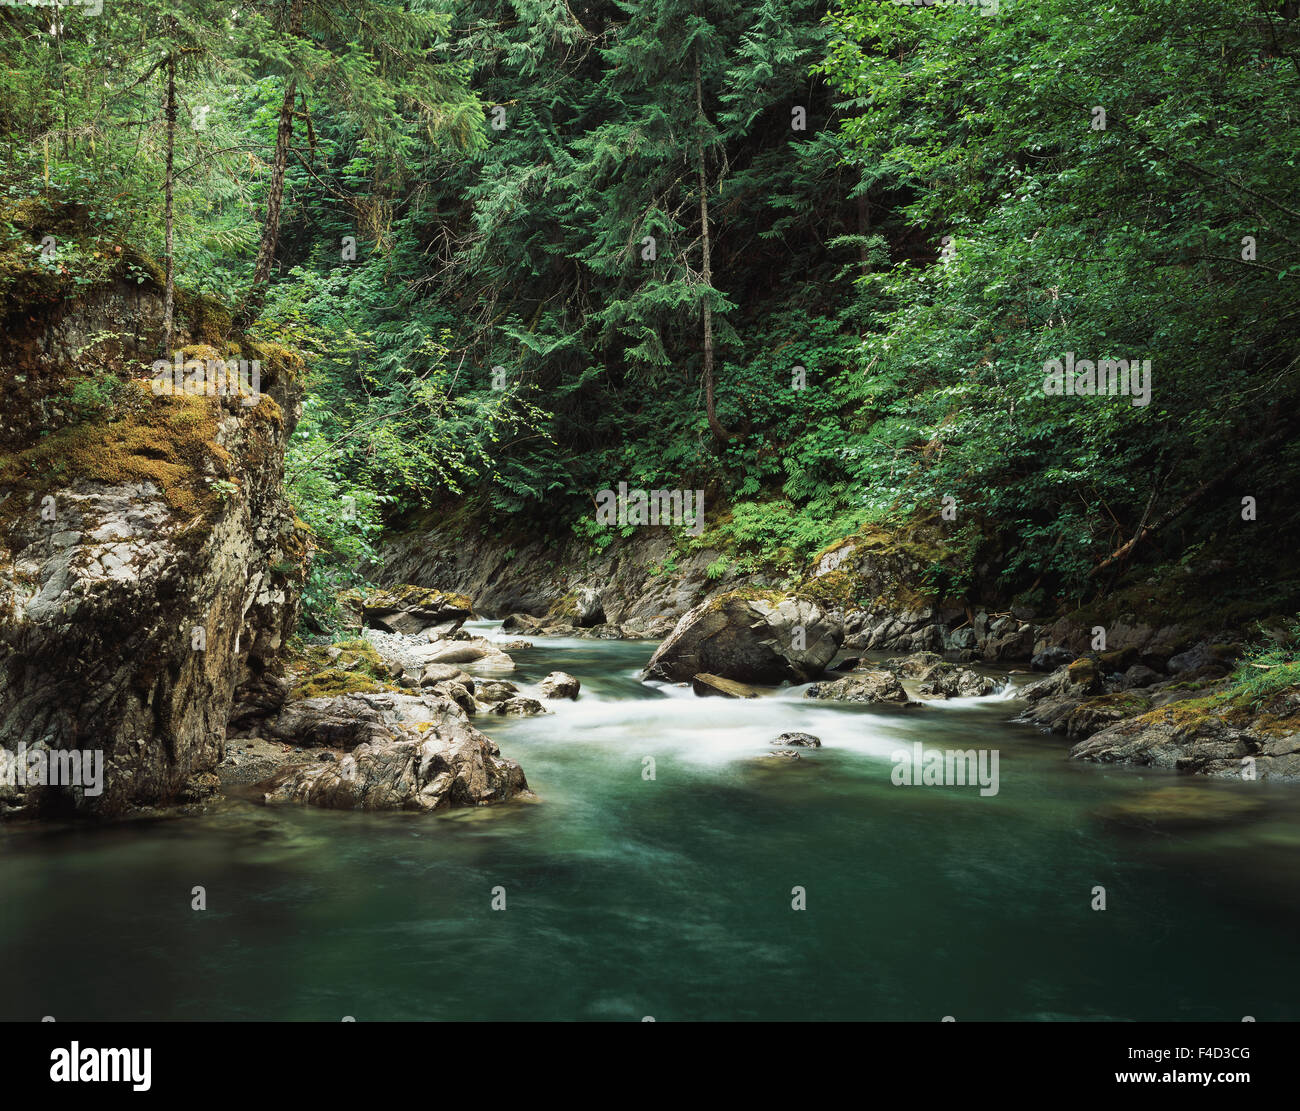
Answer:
top-left (257, 691), bottom-right (466, 748)
top-left (360, 585), bottom-right (472, 637)
top-left (0, 270), bottom-right (308, 817)
top-left (1069, 690), bottom-right (1300, 780)
top-left (378, 514), bottom-right (758, 631)
top-left (260, 716), bottom-right (530, 811)
top-left (643, 591), bottom-right (841, 684)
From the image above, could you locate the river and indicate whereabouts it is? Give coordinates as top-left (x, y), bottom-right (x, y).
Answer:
top-left (2, 622), bottom-right (1298, 1021)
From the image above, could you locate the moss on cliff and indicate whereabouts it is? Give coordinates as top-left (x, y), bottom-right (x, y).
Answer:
top-left (286, 637), bottom-right (398, 700)
top-left (0, 381), bottom-right (233, 543)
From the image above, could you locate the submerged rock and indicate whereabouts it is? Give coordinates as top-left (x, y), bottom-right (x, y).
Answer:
top-left (1097, 785), bottom-right (1264, 829)
top-left (773, 732), bottom-right (821, 747)
top-left (643, 590), bottom-right (842, 684)
top-left (490, 696), bottom-right (548, 717)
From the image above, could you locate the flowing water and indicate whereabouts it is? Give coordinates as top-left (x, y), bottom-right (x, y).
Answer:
top-left (2, 622), bottom-right (1298, 1021)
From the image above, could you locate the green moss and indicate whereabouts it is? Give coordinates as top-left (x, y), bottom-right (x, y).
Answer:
top-left (285, 637), bottom-right (397, 700)
top-left (290, 668), bottom-right (392, 700)
top-left (364, 585), bottom-right (472, 613)
top-left (0, 381), bottom-right (230, 542)
top-left (1067, 657), bottom-right (1099, 685)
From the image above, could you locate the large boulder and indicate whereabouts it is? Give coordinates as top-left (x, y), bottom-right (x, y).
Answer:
top-left (1031, 646), bottom-right (1076, 672)
top-left (260, 691), bottom-right (468, 749)
top-left (538, 671), bottom-right (581, 699)
top-left (422, 637), bottom-right (514, 671)
top-left (804, 668), bottom-right (916, 705)
top-left (361, 585), bottom-right (472, 637)
top-left (643, 591), bottom-right (842, 684)
top-left (259, 717), bottom-right (530, 812)
top-left (573, 586), bottom-right (604, 628)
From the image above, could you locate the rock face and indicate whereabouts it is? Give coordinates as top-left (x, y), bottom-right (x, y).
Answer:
top-left (643, 591), bottom-right (842, 684)
top-left (260, 717), bottom-right (529, 812)
top-left (361, 585), bottom-right (472, 637)
top-left (538, 671), bottom-right (581, 699)
top-left (379, 518), bottom-right (751, 632)
top-left (0, 273), bottom-right (308, 817)
top-left (1069, 692), bottom-right (1300, 780)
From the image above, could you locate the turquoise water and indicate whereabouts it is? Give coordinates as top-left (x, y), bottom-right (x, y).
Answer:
top-left (2, 626), bottom-right (1298, 1021)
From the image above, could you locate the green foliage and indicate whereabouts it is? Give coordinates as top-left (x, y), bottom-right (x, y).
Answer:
top-left (1227, 621), bottom-right (1300, 707)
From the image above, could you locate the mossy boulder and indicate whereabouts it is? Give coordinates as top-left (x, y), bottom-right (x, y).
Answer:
top-left (362, 584), bottom-right (473, 637)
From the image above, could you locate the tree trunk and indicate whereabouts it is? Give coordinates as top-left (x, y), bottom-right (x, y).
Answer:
top-left (162, 47), bottom-right (177, 355)
top-left (1090, 419), bottom-right (1297, 578)
top-left (235, 0), bottom-right (303, 329)
top-left (694, 47), bottom-right (731, 443)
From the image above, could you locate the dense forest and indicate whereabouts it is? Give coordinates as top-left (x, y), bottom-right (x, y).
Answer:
top-left (6, 0), bottom-right (1298, 633)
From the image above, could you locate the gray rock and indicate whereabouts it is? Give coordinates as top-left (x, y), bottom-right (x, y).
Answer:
top-left (805, 669), bottom-right (917, 705)
top-left (538, 671), bottom-right (581, 699)
top-left (644, 591), bottom-right (842, 684)
top-left (260, 717), bottom-right (531, 811)
top-left (574, 586), bottom-right (605, 627)
top-left (773, 732), bottom-right (821, 747)
top-left (475, 679), bottom-right (519, 705)
top-left (490, 697), bottom-right (547, 717)
top-left (361, 585), bottom-right (473, 638)
top-left (261, 692), bottom-right (469, 749)
top-left (418, 663), bottom-right (476, 691)
top-left (1031, 646), bottom-right (1076, 672)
